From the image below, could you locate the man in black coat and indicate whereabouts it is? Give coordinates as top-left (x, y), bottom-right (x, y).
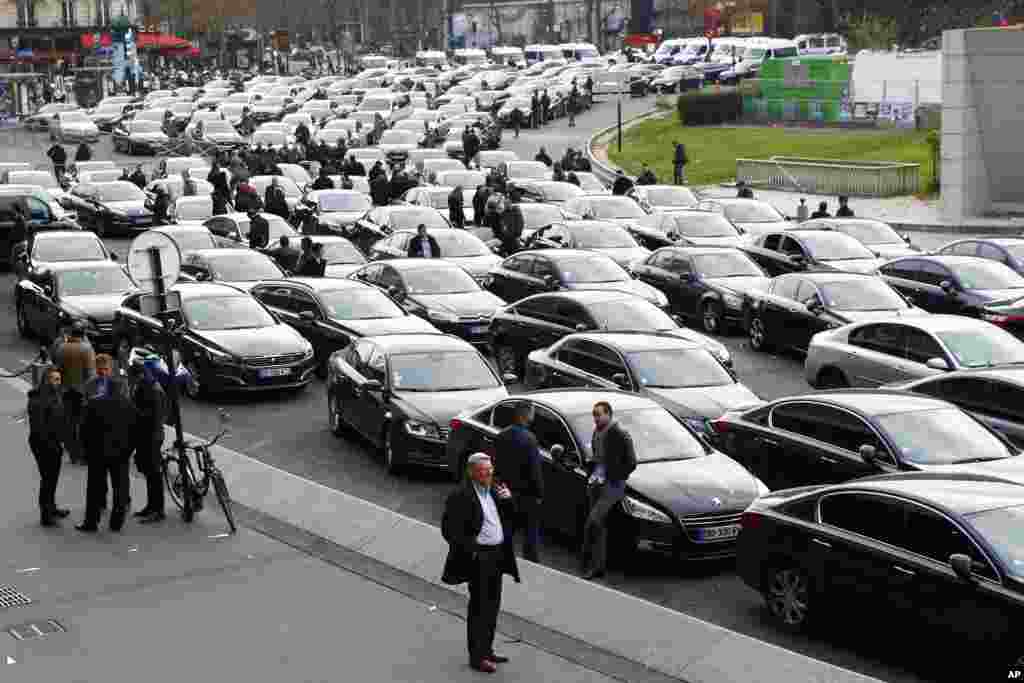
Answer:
top-left (636, 163), bottom-right (657, 185)
top-left (493, 402), bottom-right (544, 562)
top-left (266, 235), bottom-right (301, 271)
top-left (448, 185), bottom-right (465, 229)
top-left (264, 177), bottom-right (290, 220)
top-left (673, 141), bottom-right (688, 185)
top-left (247, 207), bottom-right (270, 249)
top-left (46, 143), bottom-right (67, 178)
top-left (540, 90), bottom-right (551, 124)
top-left (370, 172), bottom-right (390, 206)
top-left (534, 147), bottom-right (552, 167)
top-left (128, 354), bottom-right (168, 524)
top-left (407, 224), bottom-right (441, 258)
top-left (442, 453), bottom-right (520, 673)
top-left (76, 354), bottom-right (137, 533)
top-left (311, 167), bottom-right (335, 191)
top-left (472, 184), bottom-right (490, 226)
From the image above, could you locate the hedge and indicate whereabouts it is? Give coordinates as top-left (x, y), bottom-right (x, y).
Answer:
top-left (676, 89), bottom-right (743, 126)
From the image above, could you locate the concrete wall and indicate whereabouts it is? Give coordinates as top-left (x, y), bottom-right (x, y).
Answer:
top-left (942, 27), bottom-right (1024, 221)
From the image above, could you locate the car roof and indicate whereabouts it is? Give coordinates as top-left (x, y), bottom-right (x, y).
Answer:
top-left (33, 230), bottom-right (93, 240)
top-left (169, 282), bottom-right (249, 299)
top-left (258, 277), bottom-right (373, 293)
top-left (905, 366), bottom-right (1024, 387)
top-left (365, 333), bottom-right (471, 353)
top-left (777, 271), bottom-right (878, 282)
top-left (516, 388), bottom-right (657, 416)
top-left (45, 260), bottom-right (123, 273)
top-left (567, 332), bottom-right (703, 352)
top-left (514, 290), bottom-right (641, 305)
top-left (659, 245), bottom-right (745, 257)
top-left (825, 474), bottom-right (1024, 516)
top-left (848, 313), bottom-right (992, 333)
top-left (188, 248), bottom-right (261, 259)
top-left (153, 225), bottom-right (211, 234)
top-left (384, 257), bottom-right (465, 271)
top-left (894, 254), bottom-right (996, 266)
top-left (776, 389), bottom-right (953, 417)
top-left (526, 248), bottom-right (612, 260)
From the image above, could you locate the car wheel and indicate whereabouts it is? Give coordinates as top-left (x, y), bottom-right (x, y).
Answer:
top-left (183, 360), bottom-right (204, 399)
top-left (15, 300), bottom-right (31, 338)
top-left (328, 391), bottom-right (346, 437)
top-left (749, 316), bottom-right (770, 352)
top-left (702, 301), bottom-right (723, 335)
top-left (816, 367), bottom-right (849, 389)
top-left (765, 567), bottom-right (812, 630)
top-left (494, 342), bottom-right (520, 377)
top-left (383, 426), bottom-right (401, 475)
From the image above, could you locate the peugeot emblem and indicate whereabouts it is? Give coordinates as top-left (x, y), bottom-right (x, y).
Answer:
top-left (711, 497), bottom-right (722, 507)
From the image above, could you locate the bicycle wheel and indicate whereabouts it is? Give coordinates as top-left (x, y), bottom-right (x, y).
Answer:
top-left (169, 456), bottom-right (198, 523)
top-left (211, 469), bottom-right (237, 534)
top-left (163, 455), bottom-right (187, 511)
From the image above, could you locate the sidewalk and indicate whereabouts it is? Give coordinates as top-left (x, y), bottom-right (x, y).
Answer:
top-left (0, 379), bottom-right (616, 683)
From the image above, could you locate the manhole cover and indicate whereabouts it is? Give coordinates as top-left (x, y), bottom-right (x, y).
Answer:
top-left (0, 586), bottom-right (31, 610)
top-left (8, 620), bottom-right (64, 641)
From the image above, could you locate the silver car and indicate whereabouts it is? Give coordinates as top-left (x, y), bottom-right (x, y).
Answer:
top-left (805, 314), bottom-right (1024, 389)
top-left (50, 110), bottom-right (101, 143)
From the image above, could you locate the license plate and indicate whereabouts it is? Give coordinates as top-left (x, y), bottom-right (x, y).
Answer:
top-left (695, 524), bottom-right (741, 543)
top-left (470, 325), bottom-right (488, 335)
top-left (133, 216), bottom-right (148, 223)
top-left (258, 367), bottom-right (292, 379)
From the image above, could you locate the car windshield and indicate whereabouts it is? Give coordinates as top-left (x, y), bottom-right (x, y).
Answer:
top-left (645, 187), bottom-right (697, 207)
top-left (96, 183), bottom-right (145, 202)
top-left (131, 120), bottom-right (162, 133)
top-left (820, 279), bottom-right (907, 311)
top-left (668, 213), bottom-right (738, 238)
top-left (220, 105), bottom-right (244, 117)
top-left (557, 254), bottom-right (628, 283)
top-left (10, 172), bottom-right (57, 188)
top-left (515, 204), bottom-right (562, 230)
top-left (319, 192), bottom-right (371, 212)
top-left (204, 121), bottom-right (234, 134)
top-left (571, 223), bottom-right (637, 248)
top-left (950, 261), bottom-right (1024, 290)
top-left (389, 351), bottom-right (499, 391)
top-left (253, 131), bottom-right (287, 145)
top-left (57, 268), bottom-right (133, 296)
top-left (429, 231), bottom-right (489, 257)
top-left (361, 98), bottom-right (392, 111)
top-left (589, 197), bottom-right (646, 219)
top-left (571, 407), bottom-right (705, 462)
top-left (320, 288), bottom-right (401, 319)
top-left (402, 265), bottom-right (480, 294)
top-left (693, 252), bottom-right (763, 278)
top-left (164, 230), bottom-right (215, 252)
top-left (380, 130), bottom-right (417, 145)
top-left (175, 200), bottom-right (213, 221)
top-left (206, 253), bottom-right (283, 281)
top-left (390, 208), bottom-right (450, 231)
top-left (171, 103), bottom-right (192, 113)
top-left (799, 232), bottom-right (875, 260)
top-left (318, 240), bottom-right (365, 264)
top-left (627, 348), bottom-right (733, 388)
top-left (876, 408), bottom-right (1012, 465)
top-left (831, 220), bottom-right (901, 244)
top-left (509, 162), bottom-right (549, 179)
top-left (36, 235), bottom-right (105, 262)
top-left (183, 295), bottom-right (276, 330)
top-left (937, 327), bottom-right (1024, 368)
top-left (588, 299), bottom-right (674, 330)
top-left (967, 506), bottom-right (1024, 578)
top-left (724, 201), bottom-right (782, 222)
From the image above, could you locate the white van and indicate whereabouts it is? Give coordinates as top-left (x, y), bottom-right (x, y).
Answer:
top-left (558, 42), bottom-right (600, 61)
top-left (722, 39), bottom-right (798, 81)
top-left (709, 37), bottom-right (749, 64)
top-left (795, 33), bottom-right (847, 56)
top-left (524, 44), bottom-right (563, 65)
top-left (415, 50), bottom-right (448, 68)
top-left (654, 38), bottom-right (696, 64)
top-left (490, 45), bottom-right (524, 66)
top-left (453, 48), bottom-right (488, 66)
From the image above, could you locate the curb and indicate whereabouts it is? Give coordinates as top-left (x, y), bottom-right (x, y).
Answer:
top-left (586, 106), bottom-right (666, 184)
top-left (892, 221), bottom-right (1024, 235)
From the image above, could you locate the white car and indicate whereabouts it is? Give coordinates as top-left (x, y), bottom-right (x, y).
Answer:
top-left (50, 110), bottom-right (100, 143)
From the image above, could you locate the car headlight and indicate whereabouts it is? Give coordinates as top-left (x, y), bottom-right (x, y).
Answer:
top-left (721, 292), bottom-right (743, 310)
top-left (404, 419), bottom-right (441, 439)
top-left (621, 496), bottom-right (672, 524)
top-left (711, 345), bottom-right (732, 365)
top-left (301, 344), bottom-right (315, 359)
top-left (754, 477), bottom-right (770, 497)
top-left (427, 308), bottom-right (459, 323)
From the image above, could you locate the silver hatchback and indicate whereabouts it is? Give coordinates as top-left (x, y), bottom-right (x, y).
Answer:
top-left (805, 314), bottom-right (1024, 389)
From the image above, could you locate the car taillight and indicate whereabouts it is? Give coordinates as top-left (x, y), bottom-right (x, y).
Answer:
top-left (710, 418), bottom-right (730, 434)
top-left (449, 418), bottom-right (463, 432)
top-left (740, 511), bottom-right (762, 531)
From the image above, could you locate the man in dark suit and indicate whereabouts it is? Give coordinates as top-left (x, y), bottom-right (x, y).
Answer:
top-left (448, 185), bottom-right (466, 229)
top-left (267, 235), bottom-right (300, 272)
top-left (442, 453), bottom-right (520, 674)
top-left (408, 224), bottom-right (441, 258)
top-left (493, 402), bottom-right (544, 562)
top-left (247, 207), bottom-right (270, 250)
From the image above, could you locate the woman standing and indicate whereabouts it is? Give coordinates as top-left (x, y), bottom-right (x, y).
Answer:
top-left (27, 366), bottom-right (70, 527)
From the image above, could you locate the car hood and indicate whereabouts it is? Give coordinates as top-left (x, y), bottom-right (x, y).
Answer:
top-left (590, 246), bottom-right (651, 268)
top-left (396, 386), bottom-right (509, 425)
top-left (319, 211), bottom-right (365, 226)
top-left (444, 254), bottom-right (502, 276)
top-left (682, 235), bottom-right (745, 248)
top-left (564, 279), bottom-right (663, 305)
top-left (334, 315), bottom-right (437, 336)
top-left (918, 456), bottom-right (1024, 482)
top-left (734, 220), bottom-right (789, 236)
top-left (106, 200), bottom-right (152, 216)
top-left (819, 258), bottom-right (884, 274)
top-left (870, 243), bottom-right (918, 259)
top-left (196, 324), bottom-right (307, 357)
top-left (323, 263), bottom-right (363, 278)
top-left (646, 383), bottom-right (763, 420)
top-left (627, 451), bottom-right (760, 517)
top-left (411, 290), bottom-right (504, 316)
top-left (705, 275), bottom-right (771, 295)
top-left (61, 293), bottom-right (131, 323)
top-left (974, 289), bottom-right (1024, 306)
top-left (832, 308), bottom-right (929, 323)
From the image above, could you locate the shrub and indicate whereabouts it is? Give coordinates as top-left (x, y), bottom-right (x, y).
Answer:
top-left (676, 89), bottom-right (743, 126)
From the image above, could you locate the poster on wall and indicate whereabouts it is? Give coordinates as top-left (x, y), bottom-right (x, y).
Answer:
top-left (880, 97), bottom-right (914, 127)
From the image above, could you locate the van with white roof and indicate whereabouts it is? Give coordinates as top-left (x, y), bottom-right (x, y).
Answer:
top-left (721, 38), bottom-right (798, 82)
top-left (795, 33), bottom-right (847, 56)
top-left (524, 44), bottom-right (564, 65)
top-left (490, 45), bottom-right (524, 66)
top-left (415, 50), bottom-right (448, 68)
top-left (453, 48), bottom-right (488, 66)
top-left (558, 42), bottom-right (600, 61)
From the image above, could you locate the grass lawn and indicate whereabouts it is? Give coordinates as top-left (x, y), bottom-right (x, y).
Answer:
top-left (606, 117), bottom-right (936, 191)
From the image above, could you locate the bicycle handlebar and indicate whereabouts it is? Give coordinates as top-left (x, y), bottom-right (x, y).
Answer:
top-left (173, 427), bottom-right (230, 454)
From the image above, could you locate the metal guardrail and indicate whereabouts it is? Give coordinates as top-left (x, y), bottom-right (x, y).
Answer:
top-left (735, 156), bottom-right (921, 197)
top-left (585, 108), bottom-right (664, 187)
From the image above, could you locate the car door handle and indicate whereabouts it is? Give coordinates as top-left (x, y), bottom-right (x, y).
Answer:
top-left (820, 456), bottom-right (838, 465)
top-left (759, 438), bottom-right (780, 447)
top-left (892, 565), bottom-right (915, 577)
top-left (811, 538), bottom-right (831, 549)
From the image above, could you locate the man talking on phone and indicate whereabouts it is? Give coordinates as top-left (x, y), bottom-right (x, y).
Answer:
top-left (442, 453), bottom-right (520, 674)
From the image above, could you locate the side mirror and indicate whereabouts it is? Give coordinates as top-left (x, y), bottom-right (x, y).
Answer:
top-left (611, 372), bottom-right (629, 388)
top-left (42, 284), bottom-right (54, 298)
top-left (110, 253), bottom-right (119, 261)
top-left (926, 357), bottom-right (952, 371)
top-left (543, 274), bottom-right (557, 290)
top-left (502, 372), bottom-right (518, 384)
top-left (575, 323), bottom-right (588, 332)
top-left (807, 298), bottom-right (823, 314)
top-left (298, 310), bottom-right (317, 321)
top-left (387, 285), bottom-right (405, 300)
top-left (858, 444), bottom-right (878, 466)
top-left (902, 233), bottom-right (912, 245)
top-left (940, 280), bottom-right (956, 295)
top-left (949, 553), bottom-right (975, 583)
top-left (362, 378), bottom-right (383, 392)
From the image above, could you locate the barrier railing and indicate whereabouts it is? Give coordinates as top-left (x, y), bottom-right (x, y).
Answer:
top-left (735, 156), bottom-right (921, 197)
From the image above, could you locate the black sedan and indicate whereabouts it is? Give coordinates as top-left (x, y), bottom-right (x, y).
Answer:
top-left (525, 332), bottom-right (760, 431)
top-left (743, 230), bottom-right (885, 277)
top-left (524, 220), bottom-right (650, 270)
top-left (252, 278), bottom-right (439, 376)
top-left (180, 249), bottom-right (286, 291)
top-left (488, 290), bottom-right (731, 376)
top-left (16, 260), bottom-right (139, 348)
top-left (446, 390), bottom-right (768, 561)
top-left (115, 282), bottom-right (317, 398)
top-left (487, 249), bottom-right (669, 308)
top-left (300, 190), bottom-right (373, 236)
top-left (936, 237), bottom-right (1024, 276)
top-left (367, 229), bottom-right (501, 283)
top-left (111, 119), bottom-right (171, 155)
top-left (879, 255), bottom-right (1024, 336)
top-left (349, 259), bottom-right (505, 344)
top-left (886, 367), bottom-right (1024, 448)
top-left (508, 180), bottom-right (585, 205)
top-left (745, 272), bottom-right (925, 354)
top-left (13, 228), bottom-right (115, 282)
top-left (66, 181), bottom-right (155, 237)
top-left (327, 333), bottom-right (510, 473)
top-left (711, 390), bottom-right (1024, 493)
top-left (794, 218), bottom-right (918, 259)
top-left (349, 205), bottom-right (451, 254)
top-left (630, 210), bottom-right (745, 250)
top-left (633, 247), bottom-right (770, 334)
top-left (737, 471), bottom-right (1023, 661)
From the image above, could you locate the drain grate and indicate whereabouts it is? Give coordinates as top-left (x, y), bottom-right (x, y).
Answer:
top-left (8, 620), bottom-right (65, 641)
top-left (0, 586), bottom-right (31, 610)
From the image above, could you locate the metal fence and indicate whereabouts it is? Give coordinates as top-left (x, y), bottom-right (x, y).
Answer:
top-left (735, 156), bottom-right (921, 197)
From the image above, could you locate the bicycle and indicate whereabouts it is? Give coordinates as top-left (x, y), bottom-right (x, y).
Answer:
top-left (162, 411), bottom-right (237, 534)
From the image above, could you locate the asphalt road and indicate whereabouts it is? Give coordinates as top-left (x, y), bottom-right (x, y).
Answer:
top-left (2, 100), bottom-right (977, 683)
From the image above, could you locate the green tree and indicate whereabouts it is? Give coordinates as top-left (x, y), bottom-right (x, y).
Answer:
top-left (844, 12), bottom-right (899, 52)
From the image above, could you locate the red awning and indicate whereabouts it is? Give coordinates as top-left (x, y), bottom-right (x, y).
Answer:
top-left (136, 32), bottom-right (192, 50)
top-left (624, 33), bottom-right (659, 47)
top-left (164, 46), bottom-right (201, 58)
